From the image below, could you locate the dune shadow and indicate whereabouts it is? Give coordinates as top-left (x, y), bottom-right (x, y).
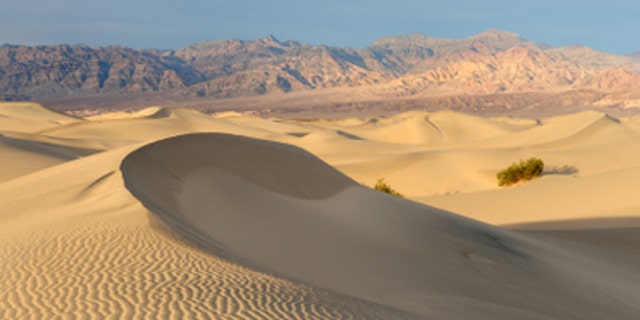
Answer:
top-left (287, 132), bottom-right (310, 138)
top-left (544, 165), bottom-right (579, 175)
top-left (336, 130), bottom-right (364, 140)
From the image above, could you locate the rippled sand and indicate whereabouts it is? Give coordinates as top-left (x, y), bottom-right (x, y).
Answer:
top-left (2, 102), bottom-right (640, 319)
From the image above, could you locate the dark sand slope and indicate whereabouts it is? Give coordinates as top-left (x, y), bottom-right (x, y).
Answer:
top-left (121, 133), bottom-right (640, 319)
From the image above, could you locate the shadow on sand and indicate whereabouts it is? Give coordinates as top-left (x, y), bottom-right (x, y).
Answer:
top-left (544, 165), bottom-right (579, 175)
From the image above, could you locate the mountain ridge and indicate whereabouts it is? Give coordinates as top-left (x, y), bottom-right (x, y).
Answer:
top-left (3, 29), bottom-right (640, 113)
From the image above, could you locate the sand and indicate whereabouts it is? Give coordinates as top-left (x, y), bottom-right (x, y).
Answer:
top-left (2, 102), bottom-right (640, 319)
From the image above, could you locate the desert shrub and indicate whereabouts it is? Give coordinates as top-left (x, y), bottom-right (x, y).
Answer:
top-left (497, 157), bottom-right (544, 187)
top-left (373, 178), bottom-right (404, 198)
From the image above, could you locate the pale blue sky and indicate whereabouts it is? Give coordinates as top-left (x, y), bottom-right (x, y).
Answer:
top-left (2, 0), bottom-right (639, 54)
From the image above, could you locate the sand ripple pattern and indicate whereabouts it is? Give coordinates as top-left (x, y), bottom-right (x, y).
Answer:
top-left (0, 221), bottom-right (419, 320)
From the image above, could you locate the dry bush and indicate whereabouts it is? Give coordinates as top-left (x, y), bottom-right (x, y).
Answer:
top-left (373, 178), bottom-right (404, 198)
top-left (497, 157), bottom-right (544, 187)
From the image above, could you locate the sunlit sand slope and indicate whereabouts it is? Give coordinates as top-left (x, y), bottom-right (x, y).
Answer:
top-left (0, 144), bottom-right (421, 319)
top-left (121, 133), bottom-right (640, 319)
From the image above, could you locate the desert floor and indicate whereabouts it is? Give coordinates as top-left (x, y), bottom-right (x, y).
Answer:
top-left (2, 102), bottom-right (640, 319)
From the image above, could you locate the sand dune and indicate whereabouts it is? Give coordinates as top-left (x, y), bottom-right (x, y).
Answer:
top-left (2, 102), bottom-right (640, 318)
top-left (0, 103), bottom-right (89, 182)
top-left (0, 141), bottom-right (417, 319)
top-left (0, 135), bottom-right (74, 182)
top-left (119, 133), bottom-right (640, 319)
top-left (0, 102), bottom-right (80, 133)
top-left (425, 165), bottom-right (640, 226)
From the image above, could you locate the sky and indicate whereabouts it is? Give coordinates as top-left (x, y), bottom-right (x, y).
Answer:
top-left (1, 0), bottom-right (639, 54)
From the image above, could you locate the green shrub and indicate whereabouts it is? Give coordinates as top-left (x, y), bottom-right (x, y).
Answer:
top-left (373, 178), bottom-right (404, 198)
top-left (497, 157), bottom-right (544, 187)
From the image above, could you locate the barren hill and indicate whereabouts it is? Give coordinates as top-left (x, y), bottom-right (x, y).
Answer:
top-left (3, 30), bottom-right (640, 114)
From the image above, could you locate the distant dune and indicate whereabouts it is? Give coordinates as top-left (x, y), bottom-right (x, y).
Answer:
top-left (2, 102), bottom-right (640, 319)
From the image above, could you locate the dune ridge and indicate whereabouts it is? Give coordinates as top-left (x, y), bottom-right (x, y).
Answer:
top-left (0, 141), bottom-right (421, 320)
top-left (120, 133), bottom-right (640, 319)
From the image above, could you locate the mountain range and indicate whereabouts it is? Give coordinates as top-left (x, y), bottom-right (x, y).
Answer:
top-left (3, 29), bottom-right (640, 113)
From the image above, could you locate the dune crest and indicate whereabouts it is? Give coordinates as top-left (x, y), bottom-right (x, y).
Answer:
top-left (121, 132), bottom-right (640, 319)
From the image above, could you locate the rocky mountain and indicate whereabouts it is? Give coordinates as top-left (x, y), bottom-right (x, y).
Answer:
top-left (0, 44), bottom-right (202, 100)
top-left (2, 29), bottom-right (640, 104)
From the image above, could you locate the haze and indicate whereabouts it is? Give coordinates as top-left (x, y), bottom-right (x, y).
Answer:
top-left (2, 0), bottom-right (640, 54)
